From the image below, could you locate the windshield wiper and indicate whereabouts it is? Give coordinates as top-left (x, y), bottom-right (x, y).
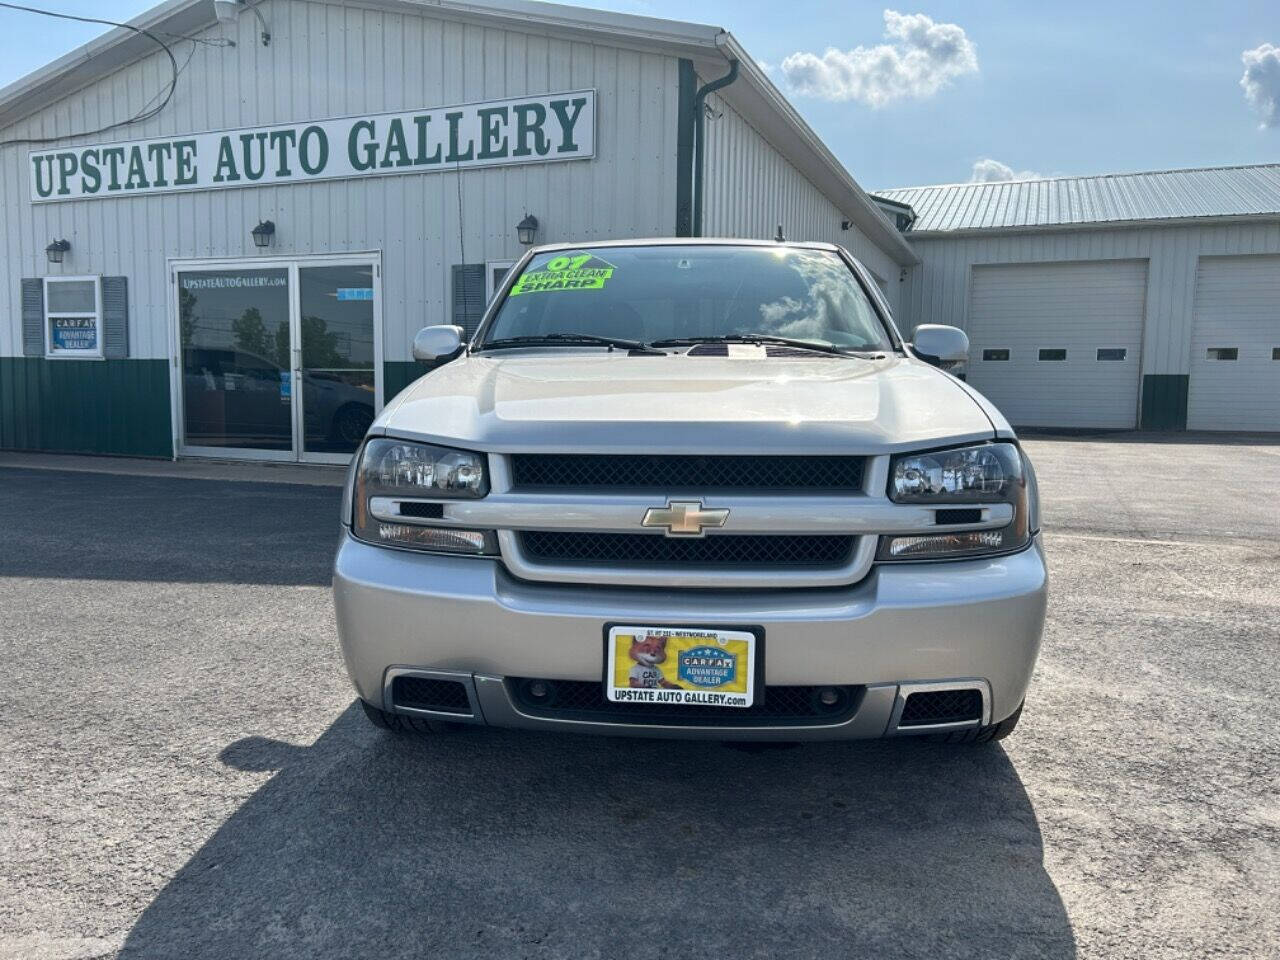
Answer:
top-left (649, 335), bottom-right (883, 358)
top-left (475, 333), bottom-right (665, 355)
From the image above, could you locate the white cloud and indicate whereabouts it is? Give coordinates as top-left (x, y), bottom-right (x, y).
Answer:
top-left (780, 10), bottom-right (978, 107)
top-left (970, 158), bottom-right (1042, 183)
top-left (1241, 43), bottom-right (1280, 128)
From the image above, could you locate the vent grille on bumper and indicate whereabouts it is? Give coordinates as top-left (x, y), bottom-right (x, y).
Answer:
top-left (899, 689), bottom-right (983, 726)
top-left (518, 532), bottom-right (856, 567)
top-left (509, 679), bottom-right (862, 727)
top-left (392, 676), bottom-right (473, 714)
top-left (509, 454), bottom-right (865, 491)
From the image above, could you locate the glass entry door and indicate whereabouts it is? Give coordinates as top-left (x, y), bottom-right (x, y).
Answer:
top-left (174, 257), bottom-right (381, 463)
top-left (298, 265), bottom-right (377, 455)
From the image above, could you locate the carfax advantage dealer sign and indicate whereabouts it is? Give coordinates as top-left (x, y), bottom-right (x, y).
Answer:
top-left (28, 90), bottom-right (594, 202)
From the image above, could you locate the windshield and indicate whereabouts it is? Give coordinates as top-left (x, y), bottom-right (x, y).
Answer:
top-left (480, 245), bottom-right (894, 352)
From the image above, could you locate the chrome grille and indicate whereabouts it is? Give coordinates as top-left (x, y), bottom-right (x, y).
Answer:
top-left (509, 454), bottom-right (865, 492)
top-left (517, 531), bottom-right (856, 567)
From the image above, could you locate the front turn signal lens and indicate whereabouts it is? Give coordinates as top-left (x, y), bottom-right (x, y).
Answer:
top-left (880, 529), bottom-right (1011, 560)
top-left (371, 524), bottom-right (497, 555)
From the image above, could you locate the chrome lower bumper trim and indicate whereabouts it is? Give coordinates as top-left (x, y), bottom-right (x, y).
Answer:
top-left (383, 667), bottom-right (486, 725)
top-left (377, 668), bottom-right (999, 740)
top-left (886, 679), bottom-right (992, 736)
top-left (472, 676), bottom-right (901, 741)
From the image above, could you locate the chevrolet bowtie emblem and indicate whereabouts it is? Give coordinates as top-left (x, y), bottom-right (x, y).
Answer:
top-left (641, 500), bottom-right (730, 537)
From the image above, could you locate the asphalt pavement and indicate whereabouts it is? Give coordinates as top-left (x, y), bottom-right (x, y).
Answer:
top-left (1, 436), bottom-right (1277, 960)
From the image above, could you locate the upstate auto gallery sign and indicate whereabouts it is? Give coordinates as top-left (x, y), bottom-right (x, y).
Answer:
top-left (29, 90), bottom-right (594, 202)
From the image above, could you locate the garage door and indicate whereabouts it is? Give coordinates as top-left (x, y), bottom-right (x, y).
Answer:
top-left (966, 260), bottom-right (1148, 428)
top-left (1187, 255), bottom-right (1280, 432)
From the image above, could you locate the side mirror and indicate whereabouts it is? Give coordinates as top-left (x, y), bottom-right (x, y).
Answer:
top-left (911, 324), bottom-right (969, 366)
top-left (412, 325), bottom-right (465, 362)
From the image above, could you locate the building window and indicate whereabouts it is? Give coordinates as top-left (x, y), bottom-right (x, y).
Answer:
top-left (44, 276), bottom-right (103, 358)
top-left (982, 348), bottom-right (1010, 361)
top-left (1206, 347), bottom-right (1238, 361)
top-left (1096, 348), bottom-right (1127, 361)
top-left (486, 260), bottom-right (515, 303)
top-left (1272, 347), bottom-right (1280, 360)
top-left (1038, 348), bottom-right (1067, 361)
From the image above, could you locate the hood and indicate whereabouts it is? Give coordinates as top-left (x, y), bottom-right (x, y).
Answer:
top-left (377, 352), bottom-right (995, 454)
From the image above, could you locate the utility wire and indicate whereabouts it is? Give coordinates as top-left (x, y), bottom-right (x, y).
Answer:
top-left (160, 32), bottom-right (235, 48)
top-left (456, 160), bottom-right (466, 267)
top-left (0, 1), bottom-right (179, 146)
top-left (135, 38), bottom-right (200, 118)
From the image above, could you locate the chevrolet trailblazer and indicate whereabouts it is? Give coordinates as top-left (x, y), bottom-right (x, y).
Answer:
top-left (333, 239), bottom-right (1046, 742)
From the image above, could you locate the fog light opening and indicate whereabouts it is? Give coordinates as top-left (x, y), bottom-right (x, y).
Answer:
top-left (522, 679), bottom-right (555, 704)
top-left (812, 686), bottom-right (851, 715)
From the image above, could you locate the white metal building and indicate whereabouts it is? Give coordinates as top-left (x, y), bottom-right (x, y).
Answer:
top-left (0, 0), bottom-right (915, 461)
top-left (879, 166), bottom-right (1280, 432)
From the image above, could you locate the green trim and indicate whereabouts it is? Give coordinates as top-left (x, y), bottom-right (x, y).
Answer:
top-left (1140, 374), bottom-right (1189, 430)
top-left (675, 58), bottom-right (696, 238)
top-left (384, 360), bottom-right (447, 401)
top-left (0, 357), bottom-right (171, 456)
top-left (383, 361), bottom-right (421, 401)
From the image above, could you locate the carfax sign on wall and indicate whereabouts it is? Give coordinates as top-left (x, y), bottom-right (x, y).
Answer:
top-left (49, 316), bottom-right (97, 351)
top-left (28, 90), bottom-right (595, 201)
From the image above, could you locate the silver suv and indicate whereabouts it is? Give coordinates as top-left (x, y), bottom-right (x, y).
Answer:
top-left (334, 239), bottom-right (1046, 742)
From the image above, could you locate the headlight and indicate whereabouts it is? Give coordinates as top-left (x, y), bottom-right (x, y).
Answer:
top-left (351, 438), bottom-right (496, 555)
top-left (361, 438), bottom-right (487, 497)
top-left (879, 442), bottom-right (1032, 560)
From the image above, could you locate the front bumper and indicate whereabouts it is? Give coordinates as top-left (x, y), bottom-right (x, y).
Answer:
top-left (333, 534), bottom-right (1048, 740)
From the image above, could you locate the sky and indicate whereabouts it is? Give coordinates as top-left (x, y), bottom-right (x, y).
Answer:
top-left (1, 1), bottom-right (1278, 190)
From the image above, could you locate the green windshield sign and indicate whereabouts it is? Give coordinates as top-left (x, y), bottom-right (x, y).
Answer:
top-left (509, 253), bottom-right (616, 295)
top-left (29, 91), bottom-right (595, 202)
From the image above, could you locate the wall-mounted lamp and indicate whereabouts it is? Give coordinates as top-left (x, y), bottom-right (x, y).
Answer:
top-left (516, 213), bottom-right (539, 245)
top-left (45, 239), bottom-right (71, 264)
top-left (213, 0), bottom-right (271, 45)
top-left (840, 220), bottom-right (852, 231)
top-left (251, 220), bottom-right (275, 248)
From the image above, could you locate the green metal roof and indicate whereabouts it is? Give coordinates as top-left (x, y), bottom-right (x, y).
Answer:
top-left (876, 164), bottom-right (1280, 234)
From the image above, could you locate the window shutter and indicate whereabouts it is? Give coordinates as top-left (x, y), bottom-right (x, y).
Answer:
top-left (451, 263), bottom-right (486, 339)
top-left (21, 278), bottom-right (44, 356)
top-left (101, 276), bottom-right (129, 358)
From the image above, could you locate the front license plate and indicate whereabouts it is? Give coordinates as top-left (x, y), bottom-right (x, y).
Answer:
top-left (605, 625), bottom-right (759, 708)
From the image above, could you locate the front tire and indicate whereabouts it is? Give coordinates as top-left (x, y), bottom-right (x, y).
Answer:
top-left (359, 698), bottom-right (450, 735)
top-left (929, 701), bottom-right (1023, 744)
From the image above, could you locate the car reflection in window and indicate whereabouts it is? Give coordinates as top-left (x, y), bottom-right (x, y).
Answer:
top-left (184, 347), bottom-right (373, 448)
